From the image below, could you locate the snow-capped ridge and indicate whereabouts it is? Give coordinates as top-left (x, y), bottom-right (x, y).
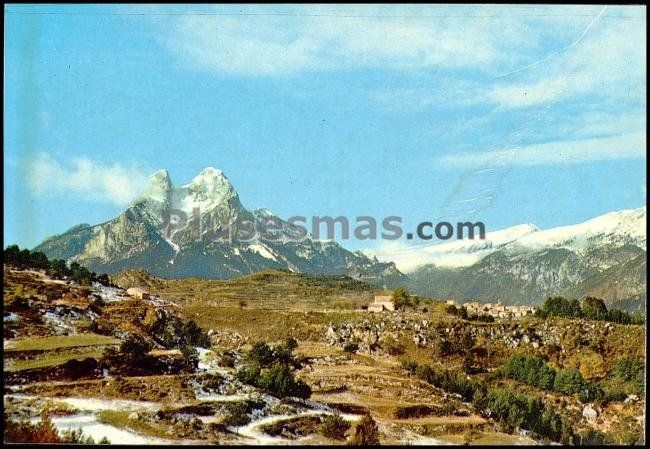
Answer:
top-left (377, 206), bottom-right (646, 272)
top-left (512, 206), bottom-right (646, 252)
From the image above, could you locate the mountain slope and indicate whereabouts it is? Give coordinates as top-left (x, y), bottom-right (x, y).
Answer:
top-left (385, 207), bottom-right (645, 270)
top-left (35, 167), bottom-right (405, 287)
top-left (406, 208), bottom-right (646, 311)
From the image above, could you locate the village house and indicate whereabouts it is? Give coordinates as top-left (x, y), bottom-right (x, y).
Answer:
top-left (126, 287), bottom-right (150, 300)
top-left (461, 301), bottom-right (537, 320)
top-left (368, 294), bottom-right (395, 312)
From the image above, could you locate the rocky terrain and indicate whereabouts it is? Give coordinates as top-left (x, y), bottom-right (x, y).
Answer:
top-left (406, 208), bottom-right (646, 311)
top-left (3, 263), bottom-right (645, 445)
top-left (34, 168), bottom-right (404, 287)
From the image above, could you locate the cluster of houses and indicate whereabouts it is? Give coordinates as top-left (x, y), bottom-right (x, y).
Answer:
top-left (449, 300), bottom-right (537, 319)
top-left (366, 292), bottom-right (536, 320)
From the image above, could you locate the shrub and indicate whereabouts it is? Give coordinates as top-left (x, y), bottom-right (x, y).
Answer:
top-left (247, 342), bottom-right (277, 367)
top-left (320, 413), bottom-right (351, 440)
top-left (236, 362), bottom-right (261, 385)
top-left (350, 414), bottom-right (380, 445)
top-left (400, 359), bottom-right (418, 374)
top-left (381, 335), bottom-right (405, 356)
top-left (180, 345), bottom-right (199, 370)
top-left (553, 368), bottom-right (585, 396)
top-left (219, 352), bottom-right (236, 368)
top-left (181, 320), bottom-right (210, 348)
top-left (222, 402), bottom-right (250, 428)
top-left (283, 337), bottom-right (298, 352)
top-left (120, 335), bottom-right (153, 363)
top-left (499, 353), bottom-right (556, 390)
top-left (258, 363), bottom-right (311, 399)
top-left (3, 410), bottom-right (62, 443)
top-left (343, 342), bottom-right (359, 358)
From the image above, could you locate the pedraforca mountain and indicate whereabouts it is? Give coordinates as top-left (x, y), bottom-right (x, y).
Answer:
top-left (35, 167), bottom-right (406, 287)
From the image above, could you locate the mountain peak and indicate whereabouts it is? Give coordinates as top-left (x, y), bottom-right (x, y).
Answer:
top-left (189, 167), bottom-right (227, 185)
top-left (135, 169), bottom-right (172, 204)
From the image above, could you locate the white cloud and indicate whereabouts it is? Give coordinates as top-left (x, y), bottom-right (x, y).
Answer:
top-left (438, 131), bottom-right (646, 168)
top-left (162, 4), bottom-right (605, 76)
top-left (28, 153), bottom-right (149, 205)
top-left (489, 11), bottom-right (646, 108)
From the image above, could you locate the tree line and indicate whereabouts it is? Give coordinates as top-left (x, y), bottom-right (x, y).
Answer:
top-left (496, 352), bottom-right (644, 405)
top-left (401, 359), bottom-right (576, 444)
top-left (536, 296), bottom-right (644, 325)
top-left (4, 245), bottom-right (111, 286)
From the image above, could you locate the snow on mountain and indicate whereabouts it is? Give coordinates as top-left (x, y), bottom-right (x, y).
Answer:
top-left (173, 167), bottom-right (237, 216)
top-left (247, 243), bottom-right (278, 261)
top-left (374, 207), bottom-right (646, 272)
top-left (511, 207), bottom-right (646, 252)
top-left (134, 166), bottom-right (237, 218)
top-left (34, 167), bottom-right (405, 287)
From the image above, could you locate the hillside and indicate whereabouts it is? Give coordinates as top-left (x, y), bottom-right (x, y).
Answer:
top-left (110, 268), bottom-right (379, 311)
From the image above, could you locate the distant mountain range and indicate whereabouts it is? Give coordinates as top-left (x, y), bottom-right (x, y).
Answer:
top-left (401, 207), bottom-right (646, 312)
top-left (35, 167), bottom-right (405, 287)
top-left (33, 167), bottom-right (646, 312)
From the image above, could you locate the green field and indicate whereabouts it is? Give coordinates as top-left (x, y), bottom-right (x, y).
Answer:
top-left (4, 349), bottom-right (106, 372)
top-left (4, 333), bottom-right (120, 352)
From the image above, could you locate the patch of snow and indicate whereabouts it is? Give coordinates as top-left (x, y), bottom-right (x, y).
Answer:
top-left (196, 394), bottom-right (251, 402)
top-left (93, 284), bottom-right (129, 302)
top-left (162, 235), bottom-right (180, 254)
top-left (43, 312), bottom-right (74, 334)
top-left (55, 397), bottom-right (162, 412)
top-left (247, 243), bottom-right (278, 262)
top-left (4, 313), bottom-right (21, 323)
top-left (50, 414), bottom-right (175, 445)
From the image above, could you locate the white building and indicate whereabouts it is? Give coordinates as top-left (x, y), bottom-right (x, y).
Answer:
top-left (126, 287), bottom-right (150, 300)
top-left (368, 295), bottom-right (395, 312)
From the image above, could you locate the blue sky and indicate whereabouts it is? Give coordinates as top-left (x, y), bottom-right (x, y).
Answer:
top-left (4, 4), bottom-right (647, 256)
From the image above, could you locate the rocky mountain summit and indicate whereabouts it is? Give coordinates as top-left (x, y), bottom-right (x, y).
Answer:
top-left (35, 167), bottom-right (404, 287)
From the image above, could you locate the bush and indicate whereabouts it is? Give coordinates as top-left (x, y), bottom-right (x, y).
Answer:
top-left (120, 335), bottom-right (153, 362)
top-left (553, 368), bottom-right (585, 396)
top-left (400, 359), bottom-right (418, 374)
top-left (499, 353), bottom-right (556, 390)
top-left (3, 410), bottom-right (62, 443)
top-left (578, 428), bottom-right (606, 445)
top-left (474, 388), bottom-right (574, 443)
top-left (222, 402), bottom-right (251, 428)
top-left (350, 414), bottom-right (380, 445)
top-left (343, 342), bottom-right (359, 358)
top-left (247, 342), bottom-right (277, 367)
top-left (320, 413), bottom-right (351, 440)
top-left (283, 337), bottom-right (298, 352)
top-left (220, 352), bottom-right (236, 368)
top-left (181, 320), bottom-right (210, 348)
top-left (180, 345), bottom-right (199, 370)
top-left (258, 363), bottom-right (311, 399)
top-left (392, 287), bottom-right (411, 310)
top-left (236, 362), bottom-right (261, 385)
top-left (61, 428), bottom-right (96, 444)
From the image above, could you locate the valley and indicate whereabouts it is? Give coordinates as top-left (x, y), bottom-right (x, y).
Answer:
top-left (3, 260), bottom-right (645, 445)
